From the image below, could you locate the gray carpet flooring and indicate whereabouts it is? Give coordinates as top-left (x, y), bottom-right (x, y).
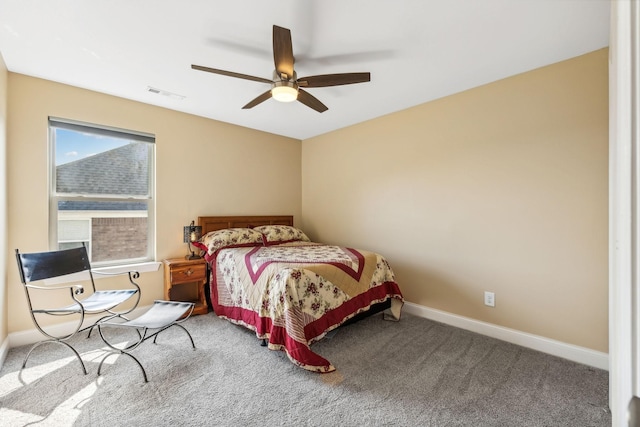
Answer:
top-left (0, 312), bottom-right (610, 426)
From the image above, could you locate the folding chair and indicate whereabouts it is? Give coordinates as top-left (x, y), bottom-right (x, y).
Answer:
top-left (15, 245), bottom-right (141, 374)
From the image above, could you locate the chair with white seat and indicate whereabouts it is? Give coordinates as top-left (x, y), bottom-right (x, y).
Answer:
top-left (97, 299), bottom-right (195, 382)
top-left (15, 245), bottom-right (141, 374)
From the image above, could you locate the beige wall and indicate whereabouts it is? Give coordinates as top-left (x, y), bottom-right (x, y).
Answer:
top-left (4, 49), bottom-right (609, 354)
top-left (0, 53), bottom-right (7, 347)
top-left (302, 49), bottom-right (608, 352)
top-left (6, 74), bottom-right (301, 334)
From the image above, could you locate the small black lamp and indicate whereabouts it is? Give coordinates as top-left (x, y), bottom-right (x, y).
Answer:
top-left (183, 220), bottom-right (202, 260)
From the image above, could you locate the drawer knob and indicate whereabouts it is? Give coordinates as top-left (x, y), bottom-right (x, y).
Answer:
top-left (185, 268), bottom-right (194, 276)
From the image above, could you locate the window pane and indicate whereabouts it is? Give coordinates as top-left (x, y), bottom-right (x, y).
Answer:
top-left (50, 119), bottom-right (155, 266)
top-left (57, 200), bottom-right (148, 263)
top-left (59, 219), bottom-right (90, 241)
top-left (91, 216), bottom-right (148, 263)
top-left (54, 127), bottom-right (150, 197)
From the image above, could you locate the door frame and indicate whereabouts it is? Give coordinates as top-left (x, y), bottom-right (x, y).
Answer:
top-left (609, 1), bottom-right (638, 425)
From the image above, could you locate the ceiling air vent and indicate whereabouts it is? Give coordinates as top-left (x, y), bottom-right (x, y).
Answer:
top-left (147, 86), bottom-right (185, 100)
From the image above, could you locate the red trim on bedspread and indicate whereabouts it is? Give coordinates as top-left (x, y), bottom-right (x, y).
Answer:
top-left (304, 281), bottom-right (402, 340)
top-left (243, 245), bottom-right (366, 283)
top-left (207, 247), bottom-right (402, 372)
top-left (209, 278), bottom-right (402, 373)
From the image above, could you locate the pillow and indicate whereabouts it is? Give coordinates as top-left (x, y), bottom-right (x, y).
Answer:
top-left (253, 225), bottom-right (311, 245)
top-left (194, 228), bottom-right (264, 255)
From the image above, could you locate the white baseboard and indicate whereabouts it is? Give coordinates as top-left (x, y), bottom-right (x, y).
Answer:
top-left (0, 336), bottom-right (9, 370)
top-left (403, 302), bottom-right (609, 371)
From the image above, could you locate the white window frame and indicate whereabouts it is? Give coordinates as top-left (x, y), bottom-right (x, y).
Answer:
top-left (48, 117), bottom-right (156, 267)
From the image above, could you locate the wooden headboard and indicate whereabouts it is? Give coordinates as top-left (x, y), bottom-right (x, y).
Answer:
top-left (197, 215), bottom-right (294, 235)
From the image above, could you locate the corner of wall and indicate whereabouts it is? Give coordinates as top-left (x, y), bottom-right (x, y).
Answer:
top-left (0, 51), bottom-right (9, 367)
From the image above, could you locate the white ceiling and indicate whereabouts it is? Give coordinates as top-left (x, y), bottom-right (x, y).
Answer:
top-left (0, 0), bottom-right (610, 140)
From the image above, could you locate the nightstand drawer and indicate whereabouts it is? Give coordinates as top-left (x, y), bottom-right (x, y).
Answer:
top-left (170, 263), bottom-right (206, 284)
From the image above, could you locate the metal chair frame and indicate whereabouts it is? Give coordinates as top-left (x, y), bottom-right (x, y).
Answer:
top-left (96, 300), bottom-right (195, 382)
top-left (15, 245), bottom-right (141, 374)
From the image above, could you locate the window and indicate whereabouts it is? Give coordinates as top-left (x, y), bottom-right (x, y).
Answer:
top-left (49, 118), bottom-right (155, 266)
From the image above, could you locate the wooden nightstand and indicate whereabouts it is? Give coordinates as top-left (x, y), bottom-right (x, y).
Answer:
top-left (163, 258), bottom-right (208, 316)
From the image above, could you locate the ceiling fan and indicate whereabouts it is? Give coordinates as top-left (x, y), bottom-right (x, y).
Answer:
top-left (191, 25), bottom-right (371, 113)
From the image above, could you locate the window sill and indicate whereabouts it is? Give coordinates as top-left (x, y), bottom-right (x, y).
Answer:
top-left (43, 261), bottom-right (161, 285)
top-left (92, 261), bottom-right (161, 276)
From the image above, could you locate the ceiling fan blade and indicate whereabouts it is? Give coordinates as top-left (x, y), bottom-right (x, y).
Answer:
top-left (297, 72), bottom-right (371, 88)
top-left (296, 50), bottom-right (394, 66)
top-left (297, 89), bottom-right (328, 113)
top-left (272, 25), bottom-right (294, 79)
top-left (242, 90), bottom-right (273, 109)
top-left (205, 37), bottom-right (270, 59)
top-left (191, 64), bottom-right (272, 84)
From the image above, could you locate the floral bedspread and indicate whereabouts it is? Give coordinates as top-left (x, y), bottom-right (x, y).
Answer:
top-left (208, 241), bottom-right (403, 372)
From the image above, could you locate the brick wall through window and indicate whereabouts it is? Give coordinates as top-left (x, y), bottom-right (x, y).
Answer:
top-left (92, 217), bottom-right (147, 262)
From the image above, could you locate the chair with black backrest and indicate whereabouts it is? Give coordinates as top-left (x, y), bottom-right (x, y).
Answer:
top-left (15, 245), bottom-right (141, 374)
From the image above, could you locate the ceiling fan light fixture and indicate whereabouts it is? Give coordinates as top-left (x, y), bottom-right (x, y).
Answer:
top-left (271, 81), bottom-right (298, 102)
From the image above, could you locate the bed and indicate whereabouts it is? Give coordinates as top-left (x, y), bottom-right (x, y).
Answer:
top-left (196, 215), bottom-right (404, 373)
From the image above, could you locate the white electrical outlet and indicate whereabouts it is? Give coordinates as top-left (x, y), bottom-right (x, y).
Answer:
top-left (484, 291), bottom-right (495, 307)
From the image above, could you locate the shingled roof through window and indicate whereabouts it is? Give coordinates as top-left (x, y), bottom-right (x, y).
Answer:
top-left (57, 143), bottom-right (149, 196)
top-left (56, 143), bottom-right (150, 211)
